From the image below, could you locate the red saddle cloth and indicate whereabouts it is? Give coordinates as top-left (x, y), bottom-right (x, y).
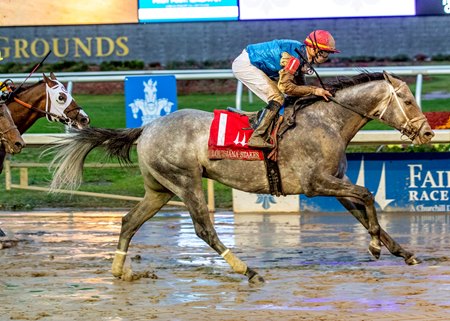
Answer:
top-left (208, 110), bottom-right (264, 160)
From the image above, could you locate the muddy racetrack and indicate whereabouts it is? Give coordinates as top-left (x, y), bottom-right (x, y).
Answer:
top-left (0, 210), bottom-right (449, 321)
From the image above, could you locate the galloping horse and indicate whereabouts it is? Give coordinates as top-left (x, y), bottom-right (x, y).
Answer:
top-left (49, 72), bottom-right (434, 283)
top-left (0, 104), bottom-right (25, 237)
top-left (0, 72), bottom-right (90, 173)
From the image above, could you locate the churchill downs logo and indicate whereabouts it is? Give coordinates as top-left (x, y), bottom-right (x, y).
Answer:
top-left (0, 36), bottom-right (129, 59)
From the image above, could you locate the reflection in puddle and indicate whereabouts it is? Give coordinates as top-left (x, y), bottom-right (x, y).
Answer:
top-left (0, 210), bottom-right (449, 316)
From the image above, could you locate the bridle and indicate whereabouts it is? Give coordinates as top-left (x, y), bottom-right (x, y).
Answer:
top-left (291, 52), bottom-right (426, 142)
top-left (328, 81), bottom-right (427, 141)
top-left (2, 50), bottom-right (85, 127)
top-left (0, 106), bottom-right (19, 151)
top-left (370, 82), bottom-right (427, 141)
top-left (9, 81), bottom-right (84, 127)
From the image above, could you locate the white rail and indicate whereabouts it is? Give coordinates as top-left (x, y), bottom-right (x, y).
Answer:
top-left (2, 65), bottom-right (450, 109)
top-left (19, 130), bottom-right (450, 146)
top-left (3, 65), bottom-right (450, 82)
top-left (4, 131), bottom-right (448, 211)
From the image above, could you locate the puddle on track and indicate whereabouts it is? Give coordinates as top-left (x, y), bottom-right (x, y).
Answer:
top-left (0, 211), bottom-right (449, 320)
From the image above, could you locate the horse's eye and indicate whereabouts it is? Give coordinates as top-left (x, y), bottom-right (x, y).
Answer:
top-left (57, 94), bottom-right (66, 103)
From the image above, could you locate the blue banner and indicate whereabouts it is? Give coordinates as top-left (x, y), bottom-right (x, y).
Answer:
top-left (300, 153), bottom-right (450, 212)
top-left (125, 75), bottom-right (177, 128)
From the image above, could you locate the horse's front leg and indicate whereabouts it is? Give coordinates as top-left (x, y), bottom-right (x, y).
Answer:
top-left (338, 196), bottom-right (420, 265)
top-left (303, 174), bottom-right (382, 259)
top-left (364, 195), bottom-right (382, 259)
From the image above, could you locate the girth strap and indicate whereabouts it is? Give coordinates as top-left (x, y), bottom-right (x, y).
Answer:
top-left (263, 149), bottom-right (285, 197)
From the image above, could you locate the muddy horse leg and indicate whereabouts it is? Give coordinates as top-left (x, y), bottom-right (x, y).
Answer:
top-left (338, 196), bottom-right (420, 265)
top-left (0, 150), bottom-right (5, 237)
top-left (175, 175), bottom-right (264, 284)
top-left (111, 190), bottom-right (173, 279)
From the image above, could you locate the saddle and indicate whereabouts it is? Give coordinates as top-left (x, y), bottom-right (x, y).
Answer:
top-left (227, 96), bottom-right (311, 159)
top-left (223, 97), bottom-right (311, 197)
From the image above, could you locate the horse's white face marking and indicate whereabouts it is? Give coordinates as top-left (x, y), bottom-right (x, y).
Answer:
top-left (45, 80), bottom-right (74, 121)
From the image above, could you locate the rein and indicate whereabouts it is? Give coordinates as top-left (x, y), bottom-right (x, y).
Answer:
top-left (290, 55), bottom-right (426, 142)
top-left (373, 83), bottom-right (427, 141)
top-left (10, 82), bottom-right (83, 126)
top-left (13, 95), bottom-right (71, 124)
top-left (0, 106), bottom-right (19, 148)
top-left (0, 124), bottom-right (18, 146)
top-left (316, 82), bottom-right (426, 141)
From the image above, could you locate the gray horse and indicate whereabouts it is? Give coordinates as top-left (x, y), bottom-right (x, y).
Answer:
top-left (49, 72), bottom-right (434, 283)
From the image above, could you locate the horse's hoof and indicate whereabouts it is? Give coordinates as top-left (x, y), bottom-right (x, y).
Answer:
top-left (405, 256), bottom-right (421, 265)
top-left (368, 244), bottom-right (381, 260)
top-left (249, 273), bottom-right (265, 285)
top-left (121, 268), bottom-right (135, 282)
top-left (111, 267), bottom-right (123, 278)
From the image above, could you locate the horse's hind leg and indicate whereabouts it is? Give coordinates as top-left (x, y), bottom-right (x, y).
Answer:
top-left (112, 190), bottom-right (173, 279)
top-left (338, 196), bottom-right (420, 265)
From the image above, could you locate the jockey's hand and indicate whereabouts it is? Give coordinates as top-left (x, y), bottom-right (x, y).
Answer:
top-left (313, 88), bottom-right (333, 101)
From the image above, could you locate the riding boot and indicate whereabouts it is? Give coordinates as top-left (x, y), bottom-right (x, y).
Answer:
top-left (248, 100), bottom-right (282, 149)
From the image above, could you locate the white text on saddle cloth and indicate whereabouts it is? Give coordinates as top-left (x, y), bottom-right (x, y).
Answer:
top-left (45, 80), bottom-right (73, 121)
top-left (209, 110), bottom-right (253, 148)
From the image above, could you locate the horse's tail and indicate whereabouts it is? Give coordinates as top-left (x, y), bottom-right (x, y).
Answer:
top-left (49, 127), bottom-right (143, 192)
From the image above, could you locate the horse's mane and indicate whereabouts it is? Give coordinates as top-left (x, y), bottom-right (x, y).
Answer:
top-left (325, 71), bottom-right (386, 92)
top-left (287, 71), bottom-right (401, 107)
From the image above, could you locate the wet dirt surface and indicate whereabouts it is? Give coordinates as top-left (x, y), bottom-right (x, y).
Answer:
top-left (0, 210), bottom-right (449, 321)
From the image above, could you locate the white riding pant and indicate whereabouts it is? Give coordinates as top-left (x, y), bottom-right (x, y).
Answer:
top-left (232, 49), bottom-right (284, 105)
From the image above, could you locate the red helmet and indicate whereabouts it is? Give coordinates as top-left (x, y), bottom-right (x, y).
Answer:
top-left (304, 30), bottom-right (340, 53)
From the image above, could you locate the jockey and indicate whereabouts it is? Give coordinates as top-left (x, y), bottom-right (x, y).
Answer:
top-left (232, 30), bottom-right (340, 149)
top-left (0, 54), bottom-right (9, 105)
top-left (0, 82), bottom-right (10, 105)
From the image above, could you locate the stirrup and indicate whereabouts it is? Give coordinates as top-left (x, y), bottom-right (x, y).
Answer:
top-left (248, 137), bottom-right (274, 149)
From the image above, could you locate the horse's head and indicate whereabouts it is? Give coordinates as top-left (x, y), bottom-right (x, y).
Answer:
top-left (370, 72), bottom-right (434, 145)
top-left (0, 104), bottom-right (25, 154)
top-left (42, 72), bottom-right (90, 129)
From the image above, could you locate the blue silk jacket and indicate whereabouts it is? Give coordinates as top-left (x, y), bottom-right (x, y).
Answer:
top-left (246, 39), bottom-right (306, 78)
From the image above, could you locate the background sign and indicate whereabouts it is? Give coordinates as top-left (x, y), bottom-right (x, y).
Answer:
top-left (2, 0), bottom-right (448, 27)
top-left (125, 75), bottom-right (177, 128)
top-left (300, 153), bottom-right (450, 213)
top-left (0, 0), bottom-right (138, 26)
top-left (138, 0), bottom-right (239, 22)
top-left (232, 189), bottom-right (299, 213)
top-left (416, 0), bottom-right (450, 15)
top-left (239, 0), bottom-right (416, 20)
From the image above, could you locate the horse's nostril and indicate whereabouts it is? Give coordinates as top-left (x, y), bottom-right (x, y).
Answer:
top-left (15, 141), bottom-right (24, 148)
top-left (81, 117), bottom-right (90, 125)
top-left (424, 131), bottom-right (434, 139)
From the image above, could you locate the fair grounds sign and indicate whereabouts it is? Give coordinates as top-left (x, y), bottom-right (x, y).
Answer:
top-left (233, 152), bottom-right (450, 213)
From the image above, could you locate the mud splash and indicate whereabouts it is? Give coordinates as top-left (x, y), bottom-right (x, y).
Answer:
top-left (0, 210), bottom-right (449, 320)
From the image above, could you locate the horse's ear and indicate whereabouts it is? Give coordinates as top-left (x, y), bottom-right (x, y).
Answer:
top-left (49, 72), bottom-right (57, 80)
top-left (383, 71), bottom-right (394, 85)
top-left (42, 73), bottom-right (56, 86)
